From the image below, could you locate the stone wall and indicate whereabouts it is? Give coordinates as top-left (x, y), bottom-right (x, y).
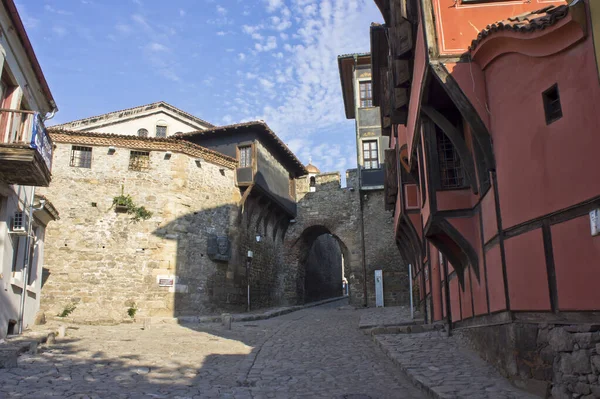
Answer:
top-left (457, 322), bottom-right (600, 398)
top-left (362, 189), bottom-right (408, 307)
top-left (38, 142), bottom-right (242, 323)
top-left (290, 170), bottom-right (409, 308)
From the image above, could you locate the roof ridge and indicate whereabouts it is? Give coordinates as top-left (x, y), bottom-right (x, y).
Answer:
top-left (51, 101), bottom-right (215, 129)
top-left (469, 4), bottom-right (570, 53)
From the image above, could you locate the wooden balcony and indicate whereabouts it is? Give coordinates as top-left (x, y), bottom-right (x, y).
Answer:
top-left (0, 109), bottom-right (53, 187)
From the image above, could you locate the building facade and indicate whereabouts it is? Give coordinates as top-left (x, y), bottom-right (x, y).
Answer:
top-left (369, 0), bottom-right (600, 396)
top-left (0, 0), bottom-right (59, 339)
top-left (338, 53), bottom-right (409, 307)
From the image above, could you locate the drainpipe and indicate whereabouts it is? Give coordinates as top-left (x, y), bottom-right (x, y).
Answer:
top-left (17, 186), bottom-right (35, 334)
top-left (358, 193), bottom-right (368, 307)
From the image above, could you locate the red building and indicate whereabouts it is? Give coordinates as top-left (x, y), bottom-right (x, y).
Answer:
top-left (369, 0), bottom-right (600, 396)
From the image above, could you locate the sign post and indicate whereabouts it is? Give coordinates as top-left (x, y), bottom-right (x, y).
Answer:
top-left (375, 270), bottom-right (384, 308)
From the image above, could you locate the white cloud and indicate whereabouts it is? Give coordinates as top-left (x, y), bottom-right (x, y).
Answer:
top-left (179, 9), bottom-right (186, 17)
top-left (238, 53), bottom-right (247, 61)
top-left (216, 5), bottom-right (227, 15)
top-left (255, 36), bottom-right (277, 52)
top-left (264, 0), bottom-right (284, 12)
top-left (147, 42), bottom-right (169, 52)
top-left (52, 26), bottom-right (68, 37)
top-left (217, 31), bottom-right (226, 36)
top-left (259, 78), bottom-right (275, 89)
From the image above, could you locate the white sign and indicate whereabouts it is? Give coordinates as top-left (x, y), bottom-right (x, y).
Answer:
top-left (375, 270), bottom-right (384, 308)
top-left (157, 275), bottom-right (176, 287)
top-left (591, 209), bottom-right (600, 237)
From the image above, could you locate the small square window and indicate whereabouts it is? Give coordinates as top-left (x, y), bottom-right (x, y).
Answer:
top-left (129, 151), bottom-right (150, 171)
top-left (543, 84), bottom-right (562, 125)
top-left (70, 146), bottom-right (92, 168)
top-left (156, 125), bottom-right (167, 138)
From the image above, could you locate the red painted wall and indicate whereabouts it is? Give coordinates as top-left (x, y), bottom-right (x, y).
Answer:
top-left (504, 229), bottom-right (551, 311)
top-left (485, 245), bottom-right (506, 313)
top-left (461, 270), bottom-right (474, 319)
top-left (431, 248), bottom-right (443, 321)
top-left (552, 215), bottom-right (600, 311)
top-left (432, 0), bottom-right (565, 55)
top-left (485, 32), bottom-right (600, 229)
top-left (450, 277), bottom-right (461, 322)
top-left (406, 22), bottom-right (427, 160)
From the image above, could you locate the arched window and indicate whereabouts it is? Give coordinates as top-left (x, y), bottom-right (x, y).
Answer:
top-left (137, 128), bottom-right (148, 138)
top-left (309, 176), bottom-right (316, 187)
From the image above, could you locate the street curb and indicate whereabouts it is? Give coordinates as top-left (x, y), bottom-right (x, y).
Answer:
top-left (371, 334), bottom-right (441, 399)
top-left (181, 296), bottom-right (348, 324)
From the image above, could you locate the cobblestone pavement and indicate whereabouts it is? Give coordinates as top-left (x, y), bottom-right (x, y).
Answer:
top-left (374, 331), bottom-right (536, 399)
top-left (0, 300), bottom-right (425, 398)
top-left (357, 306), bottom-right (420, 329)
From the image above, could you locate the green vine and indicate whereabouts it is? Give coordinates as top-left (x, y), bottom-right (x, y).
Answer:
top-left (113, 186), bottom-right (153, 222)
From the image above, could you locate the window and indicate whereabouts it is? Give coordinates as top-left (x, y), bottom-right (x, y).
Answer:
top-left (437, 131), bottom-right (465, 189)
top-left (309, 176), bottom-right (316, 187)
top-left (27, 227), bottom-right (37, 286)
top-left (359, 81), bottom-right (373, 108)
top-left (156, 125), bottom-right (167, 138)
top-left (11, 235), bottom-right (21, 273)
top-left (362, 140), bottom-right (379, 169)
top-left (239, 145), bottom-right (252, 168)
top-left (543, 84), bottom-right (562, 125)
top-left (70, 146), bottom-right (92, 168)
top-left (129, 151), bottom-right (150, 171)
top-left (137, 128), bottom-right (148, 137)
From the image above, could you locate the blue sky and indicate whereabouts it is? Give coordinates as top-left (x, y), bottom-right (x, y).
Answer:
top-left (16, 0), bottom-right (382, 177)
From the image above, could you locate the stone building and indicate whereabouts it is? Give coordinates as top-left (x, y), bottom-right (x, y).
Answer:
top-left (337, 53), bottom-right (409, 307)
top-left (0, 0), bottom-right (60, 339)
top-left (367, 0), bottom-right (600, 396)
top-left (39, 116), bottom-right (317, 322)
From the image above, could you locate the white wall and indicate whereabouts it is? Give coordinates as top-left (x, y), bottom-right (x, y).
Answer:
top-left (78, 111), bottom-right (205, 138)
top-left (0, 184), bottom-right (45, 338)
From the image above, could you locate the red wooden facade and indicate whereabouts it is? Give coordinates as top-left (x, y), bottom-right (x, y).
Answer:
top-left (371, 0), bottom-right (600, 328)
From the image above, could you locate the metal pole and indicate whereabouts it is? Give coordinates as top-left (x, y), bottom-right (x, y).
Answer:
top-left (409, 263), bottom-right (414, 320)
top-left (18, 186), bottom-right (35, 334)
top-left (246, 260), bottom-right (250, 312)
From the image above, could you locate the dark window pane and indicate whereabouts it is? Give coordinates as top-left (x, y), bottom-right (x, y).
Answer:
top-left (70, 146), bottom-right (92, 168)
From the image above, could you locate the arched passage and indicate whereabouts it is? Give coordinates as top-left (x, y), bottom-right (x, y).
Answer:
top-left (290, 225), bottom-right (351, 304)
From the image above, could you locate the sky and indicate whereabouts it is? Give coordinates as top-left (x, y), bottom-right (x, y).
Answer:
top-left (15, 0), bottom-right (383, 179)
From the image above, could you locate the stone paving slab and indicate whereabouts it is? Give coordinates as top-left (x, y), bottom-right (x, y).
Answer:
top-left (191, 295), bottom-right (348, 323)
top-left (358, 305), bottom-right (423, 329)
top-left (0, 299), bottom-right (424, 398)
top-left (373, 331), bottom-right (537, 399)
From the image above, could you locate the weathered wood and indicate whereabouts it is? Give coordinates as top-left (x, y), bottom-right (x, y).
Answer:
top-left (393, 59), bottom-right (411, 87)
top-left (390, 18), bottom-right (413, 59)
top-left (384, 148), bottom-right (398, 211)
top-left (394, 87), bottom-right (409, 109)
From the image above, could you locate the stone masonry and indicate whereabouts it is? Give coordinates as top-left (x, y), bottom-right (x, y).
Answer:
top-left (38, 141), bottom-right (241, 322)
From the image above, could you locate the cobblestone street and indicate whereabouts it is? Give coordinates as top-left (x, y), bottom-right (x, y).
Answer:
top-left (0, 300), bottom-right (425, 398)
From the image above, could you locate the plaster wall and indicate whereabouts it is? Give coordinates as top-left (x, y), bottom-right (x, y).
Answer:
top-left (72, 112), bottom-right (203, 137)
top-left (485, 31), bottom-right (600, 229)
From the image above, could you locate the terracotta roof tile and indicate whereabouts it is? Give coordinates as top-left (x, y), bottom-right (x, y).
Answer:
top-left (469, 5), bottom-right (570, 52)
top-left (176, 121), bottom-right (308, 176)
top-left (49, 129), bottom-right (237, 169)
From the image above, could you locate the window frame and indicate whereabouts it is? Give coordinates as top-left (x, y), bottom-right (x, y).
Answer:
top-left (238, 145), bottom-right (253, 168)
top-left (137, 128), bottom-right (149, 138)
top-left (359, 80), bottom-right (373, 108)
top-left (155, 125), bottom-right (167, 138)
top-left (69, 145), bottom-right (93, 169)
top-left (129, 150), bottom-right (151, 171)
top-left (436, 130), bottom-right (467, 190)
top-left (542, 84), bottom-right (563, 125)
top-left (362, 139), bottom-right (380, 170)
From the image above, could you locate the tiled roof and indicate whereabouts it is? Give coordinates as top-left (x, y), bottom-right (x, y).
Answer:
top-left (49, 129), bottom-right (237, 169)
top-left (469, 5), bottom-right (570, 52)
top-left (176, 121), bottom-right (308, 175)
top-left (51, 102), bottom-right (215, 130)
